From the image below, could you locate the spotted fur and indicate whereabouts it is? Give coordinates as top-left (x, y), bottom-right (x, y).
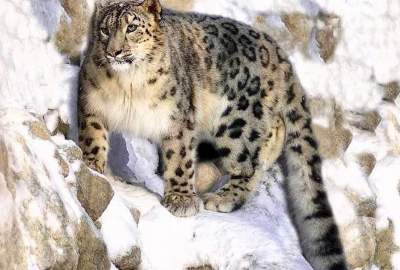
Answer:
top-left (78, 1), bottom-right (348, 269)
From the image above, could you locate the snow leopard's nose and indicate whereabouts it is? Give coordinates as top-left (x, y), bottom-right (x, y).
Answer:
top-left (106, 49), bottom-right (123, 59)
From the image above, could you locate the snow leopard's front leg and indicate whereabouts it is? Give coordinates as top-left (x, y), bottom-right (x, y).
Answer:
top-left (79, 114), bottom-right (108, 173)
top-left (78, 110), bottom-right (109, 174)
top-left (160, 122), bottom-right (203, 217)
top-left (78, 73), bottom-right (109, 174)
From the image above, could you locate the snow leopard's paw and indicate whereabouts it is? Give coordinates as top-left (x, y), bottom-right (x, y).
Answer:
top-left (84, 156), bottom-right (106, 174)
top-left (203, 191), bottom-right (244, 213)
top-left (162, 193), bottom-right (203, 217)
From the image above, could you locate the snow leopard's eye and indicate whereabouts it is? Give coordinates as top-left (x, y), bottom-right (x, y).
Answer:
top-left (126, 24), bottom-right (137, 33)
top-left (100, 26), bottom-right (109, 36)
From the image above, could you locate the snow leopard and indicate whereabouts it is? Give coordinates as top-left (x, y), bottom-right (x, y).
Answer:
top-left (78, 0), bottom-right (348, 269)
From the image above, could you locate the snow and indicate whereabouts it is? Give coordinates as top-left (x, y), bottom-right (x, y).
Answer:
top-left (118, 167), bottom-right (312, 270)
top-left (108, 165), bottom-right (311, 269)
top-left (99, 194), bottom-right (140, 260)
top-left (370, 156), bottom-right (400, 238)
top-left (1, 0), bottom-right (400, 269)
top-left (371, 156), bottom-right (400, 269)
top-left (0, 0), bottom-right (79, 122)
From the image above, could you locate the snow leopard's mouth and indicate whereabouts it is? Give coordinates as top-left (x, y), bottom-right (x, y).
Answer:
top-left (109, 56), bottom-right (135, 64)
top-left (108, 56), bottom-right (135, 71)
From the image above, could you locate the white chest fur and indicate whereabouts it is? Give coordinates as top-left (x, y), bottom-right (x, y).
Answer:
top-left (88, 88), bottom-right (174, 143)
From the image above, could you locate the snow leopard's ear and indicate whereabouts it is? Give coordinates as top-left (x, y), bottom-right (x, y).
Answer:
top-left (141, 0), bottom-right (162, 21)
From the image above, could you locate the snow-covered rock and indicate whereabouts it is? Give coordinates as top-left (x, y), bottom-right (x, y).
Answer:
top-left (0, 109), bottom-right (142, 270)
top-left (76, 165), bottom-right (114, 221)
top-left (1, 0), bottom-right (400, 269)
top-left (0, 109), bottom-right (111, 270)
top-left (99, 193), bottom-right (141, 269)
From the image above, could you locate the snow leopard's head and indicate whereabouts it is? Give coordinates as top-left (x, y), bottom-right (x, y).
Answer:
top-left (91, 0), bottom-right (162, 71)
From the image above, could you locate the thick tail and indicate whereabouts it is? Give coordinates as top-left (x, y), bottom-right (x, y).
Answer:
top-left (281, 79), bottom-right (348, 270)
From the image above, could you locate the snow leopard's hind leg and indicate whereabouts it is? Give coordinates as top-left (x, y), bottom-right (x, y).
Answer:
top-left (203, 115), bottom-right (285, 212)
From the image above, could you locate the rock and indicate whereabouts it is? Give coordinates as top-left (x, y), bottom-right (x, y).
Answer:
top-left (382, 81), bottom-right (400, 102)
top-left (130, 208), bottom-right (141, 225)
top-left (61, 144), bottom-right (83, 163)
top-left (53, 116), bottom-right (70, 137)
top-left (342, 218), bottom-right (376, 269)
top-left (313, 124), bottom-right (352, 159)
top-left (76, 165), bottom-right (114, 221)
top-left (357, 153), bottom-right (376, 176)
top-left (357, 198), bottom-right (377, 218)
top-left (0, 110), bottom-right (128, 270)
top-left (0, 112), bottom-right (80, 269)
top-left (282, 12), bottom-right (313, 47)
top-left (374, 220), bottom-right (400, 270)
top-left (113, 247), bottom-right (141, 270)
top-left (308, 97), bottom-right (336, 119)
top-left (187, 265), bottom-right (214, 270)
top-left (383, 112), bottom-right (400, 156)
top-left (28, 120), bottom-right (51, 140)
top-left (398, 181), bottom-right (400, 199)
top-left (0, 140), bottom-right (29, 270)
top-left (255, 11), bottom-right (340, 61)
top-left (345, 191), bottom-right (377, 218)
top-left (94, 220), bottom-right (102, 230)
top-left (315, 12), bottom-right (341, 62)
top-left (347, 110), bottom-right (382, 132)
top-left (310, 99), bottom-right (352, 159)
top-left (77, 219), bottom-right (111, 270)
top-left (254, 14), bottom-right (306, 54)
top-left (55, 0), bottom-right (90, 64)
top-left (55, 150), bottom-right (70, 177)
top-left (308, 98), bottom-right (361, 166)
top-left (160, 0), bottom-right (194, 11)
